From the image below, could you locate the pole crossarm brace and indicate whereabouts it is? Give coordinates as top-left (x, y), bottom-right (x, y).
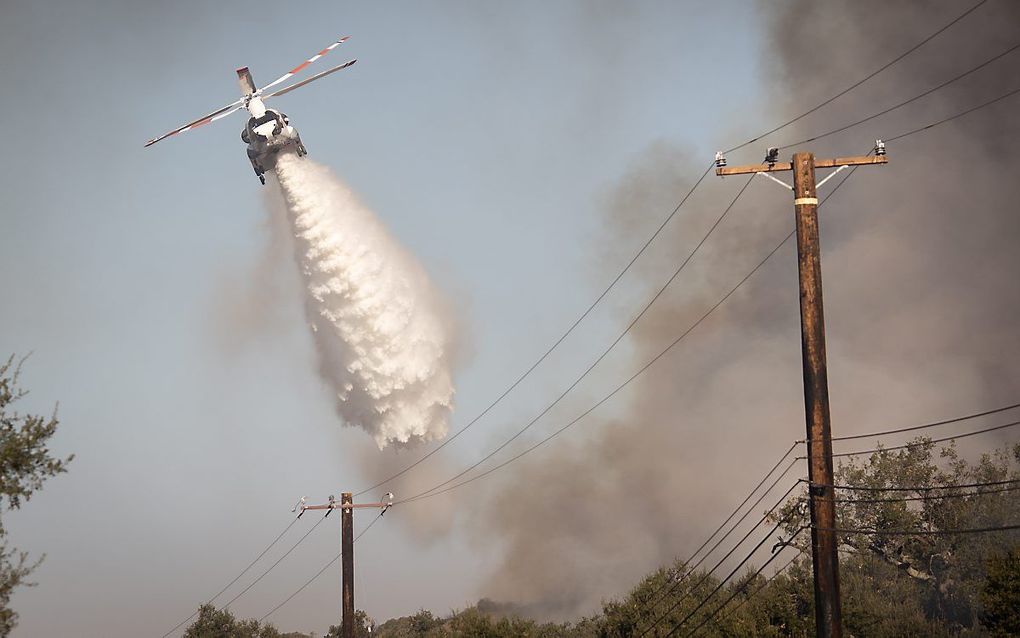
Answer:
top-left (755, 171), bottom-right (794, 190)
top-left (815, 164), bottom-right (849, 190)
top-left (716, 155), bottom-right (886, 176)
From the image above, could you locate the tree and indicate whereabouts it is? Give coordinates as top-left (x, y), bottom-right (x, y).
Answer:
top-left (0, 356), bottom-right (73, 636)
top-left (183, 604), bottom-right (282, 638)
top-left (981, 546), bottom-right (1020, 636)
top-left (325, 610), bottom-right (373, 638)
top-left (773, 437), bottom-right (1020, 634)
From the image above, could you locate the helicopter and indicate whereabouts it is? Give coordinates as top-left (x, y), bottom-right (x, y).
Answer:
top-left (144, 36), bottom-right (356, 184)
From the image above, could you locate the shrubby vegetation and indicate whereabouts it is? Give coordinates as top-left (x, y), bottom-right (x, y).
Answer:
top-left (0, 356), bottom-right (73, 636)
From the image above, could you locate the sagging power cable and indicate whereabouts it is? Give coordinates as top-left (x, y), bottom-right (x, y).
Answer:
top-left (400, 174), bottom-right (757, 503)
top-left (677, 529), bottom-right (807, 638)
top-left (693, 550), bottom-right (804, 636)
top-left (645, 511), bottom-right (803, 637)
top-left (354, 164), bottom-right (714, 497)
top-left (777, 38), bottom-right (1020, 151)
top-left (830, 401), bottom-right (1020, 442)
top-left (259, 511), bottom-right (385, 622)
top-left (833, 484), bottom-right (1020, 504)
top-left (637, 483), bottom-right (803, 637)
top-left (223, 513), bottom-right (329, 610)
top-left (814, 418), bottom-right (1020, 460)
top-left (887, 85), bottom-right (1020, 142)
top-left (815, 477), bottom-right (1020, 492)
top-left (160, 515), bottom-right (301, 638)
top-left (641, 452), bottom-right (800, 613)
top-left (814, 523), bottom-right (1020, 536)
top-left (724, 0), bottom-right (988, 153)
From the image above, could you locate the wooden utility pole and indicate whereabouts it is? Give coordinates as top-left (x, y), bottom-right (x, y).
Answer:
top-left (341, 492), bottom-right (354, 638)
top-left (715, 145), bottom-right (887, 638)
top-left (300, 492), bottom-right (393, 638)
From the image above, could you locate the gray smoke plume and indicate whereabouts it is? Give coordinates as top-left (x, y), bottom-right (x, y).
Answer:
top-left (467, 0), bottom-right (1020, 619)
top-left (270, 153), bottom-right (456, 448)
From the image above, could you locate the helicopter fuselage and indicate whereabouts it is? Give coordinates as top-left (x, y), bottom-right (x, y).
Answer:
top-left (240, 99), bottom-right (306, 184)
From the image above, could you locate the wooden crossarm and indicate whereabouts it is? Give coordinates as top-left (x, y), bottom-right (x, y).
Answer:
top-left (716, 155), bottom-right (886, 176)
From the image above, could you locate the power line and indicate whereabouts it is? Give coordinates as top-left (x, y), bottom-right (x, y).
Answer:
top-left (358, 0), bottom-right (988, 496)
top-left (679, 531), bottom-right (806, 638)
top-left (639, 443), bottom-right (800, 611)
top-left (160, 515), bottom-right (301, 638)
top-left (815, 523), bottom-right (1020, 536)
top-left (829, 401), bottom-right (1020, 442)
top-left (691, 522), bottom-right (1020, 634)
top-left (642, 457), bottom-right (801, 613)
top-left (222, 514), bottom-right (328, 610)
top-left (818, 418), bottom-right (1020, 459)
top-left (834, 484), bottom-right (1020, 504)
top-left (354, 164), bottom-right (714, 497)
top-left (697, 550), bottom-right (804, 636)
top-left (399, 152), bottom-right (864, 506)
top-left (723, 0), bottom-right (989, 154)
top-left (400, 174), bottom-right (757, 503)
top-left (638, 483), bottom-right (802, 637)
top-left (652, 512), bottom-right (802, 637)
top-left (887, 85), bottom-right (1020, 142)
top-left (816, 478), bottom-right (1020, 492)
top-left (777, 38), bottom-right (1020, 150)
top-left (259, 511), bottom-right (385, 622)
top-left (624, 406), bottom-right (1019, 620)
top-left (644, 404), bottom-right (1019, 625)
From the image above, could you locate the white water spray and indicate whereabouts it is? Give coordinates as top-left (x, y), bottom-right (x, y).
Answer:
top-left (271, 152), bottom-right (454, 448)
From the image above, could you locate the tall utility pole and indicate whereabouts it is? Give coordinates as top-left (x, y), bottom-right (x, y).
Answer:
top-left (714, 145), bottom-right (887, 638)
top-left (300, 492), bottom-right (393, 638)
top-left (341, 492), bottom-right (354, 638)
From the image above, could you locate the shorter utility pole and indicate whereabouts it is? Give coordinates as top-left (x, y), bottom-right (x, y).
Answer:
top-left (713, 143), bottom-right (887, 638)
top-left (300, 492), bottom-right (393, 638)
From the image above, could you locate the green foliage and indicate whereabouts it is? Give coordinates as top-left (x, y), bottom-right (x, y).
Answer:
top-left (183, 604), bottom-right (281, 638)
top-left (325, 610), bottom-right (373, 638)
top-left (981, 546), bottom-right (1020, 636)
top-left (0, 356), bottom-right (73, 636)
top-left (0, 549), bottom-right (37, 638)
top-left (0, 357), bottom-right (73, 511)
top-left (374, 609), bottom-right (445, 638)
top-left (769, 437), bottom-right (1020, 635)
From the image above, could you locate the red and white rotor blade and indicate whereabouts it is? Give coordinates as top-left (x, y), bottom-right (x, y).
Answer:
top-left (144, 100), bottom-right (243, 147)
top-left (264, 59), bottom-right (357, 99)
top-left (257, 36), bottom-right (351, 95)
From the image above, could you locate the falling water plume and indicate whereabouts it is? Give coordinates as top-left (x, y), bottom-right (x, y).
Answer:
top-left (271, 152), bottom-right (454, 448)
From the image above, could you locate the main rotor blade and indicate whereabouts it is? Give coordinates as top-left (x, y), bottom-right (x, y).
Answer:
top-left (257, 36), bottom-right (351, 95)
top-left (144, 101), bottom-right (243, 147)
top-left (264, 59), bottom-right (357, 99)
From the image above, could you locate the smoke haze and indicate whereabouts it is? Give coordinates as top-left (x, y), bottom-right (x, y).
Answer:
top-left (271, 153), bottom-right (456, 448)
top-left (460, 0), bottom-right (1020, 619)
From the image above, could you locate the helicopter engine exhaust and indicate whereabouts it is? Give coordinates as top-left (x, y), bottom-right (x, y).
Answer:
top-left (270, 152), bottom-right (455, 448)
